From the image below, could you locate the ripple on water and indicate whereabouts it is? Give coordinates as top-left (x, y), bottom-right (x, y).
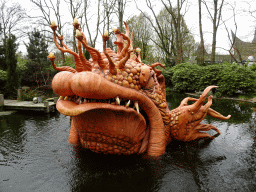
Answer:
top-left (1, 96), bottom-right (256, 191)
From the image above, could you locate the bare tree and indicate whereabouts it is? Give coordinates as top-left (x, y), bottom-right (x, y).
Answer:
top-left (198, 0), bottom-right (205, 64)
top-left (127, 13), bottom-right (152, 62)
top-left (116, 0), bottom-right (127, 33)
top-left (102, 0), bottom-right (117, 47)
top-left (202, 0), bottom-right (224, 64)
top-left (0, 0), bottom-right (27, 39)
top-left (65, 0), bottom-right (84, 52)
top-left (136, 0), bottom-right (190, 65)
top-left (30, 0), bottom-right (66, 62)
top-left (221, 2), bottom-right (242, 63)
top-left (243, 0), bottom-right (256, 20)
top-left (160, 0), bottom-right (188, 64)
top-left (82, 0), bottom-right (101, 48)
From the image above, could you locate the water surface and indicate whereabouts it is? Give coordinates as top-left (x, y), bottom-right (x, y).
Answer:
top-left (0, 94), bottom-right (256, 191)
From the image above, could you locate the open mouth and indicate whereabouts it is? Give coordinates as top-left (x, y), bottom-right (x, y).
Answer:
top-left (53, 71), bottom-right (166, 156)
top-left (57, 95), bottom-right (149, 155)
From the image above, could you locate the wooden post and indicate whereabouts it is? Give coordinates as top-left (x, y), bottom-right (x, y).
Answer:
top-left (44, 100), bottom-right (50, 113)
top-left (17, 89), bottom-right (22, 99)
top-left (0, 94), bottom-right (4, 112)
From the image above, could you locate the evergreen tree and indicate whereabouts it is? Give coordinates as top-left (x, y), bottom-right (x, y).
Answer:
top-left (0, 35), bottom-right (18, 71)
top-left (26, 29), bottom-right (49, 63)
top-left (21, 29), bottom-right (51, 88)
top-left (0, 42), bottom-right (6, 70)
top-left (5, 34), bottom-right (19, 98)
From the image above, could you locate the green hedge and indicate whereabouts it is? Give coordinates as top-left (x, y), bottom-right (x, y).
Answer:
top-left (162, 63), bottom-right (256, 97)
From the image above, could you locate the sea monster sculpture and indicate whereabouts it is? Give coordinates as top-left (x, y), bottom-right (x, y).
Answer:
top-left (48, 19), bottom-right (231, 157)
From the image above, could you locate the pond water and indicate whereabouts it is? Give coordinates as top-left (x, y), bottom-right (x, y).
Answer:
top-left (0, 93), bottom-right (256, 192)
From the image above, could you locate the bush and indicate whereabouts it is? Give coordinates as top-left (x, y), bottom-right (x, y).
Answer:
top-left (163, 62), bottom-right (256, 97)
top-left (17, 88), bottom-right (38, 101)
top-left (63, 55), bottom-right (75, 69)
top-left (249, 63), bottom-right (256, 73)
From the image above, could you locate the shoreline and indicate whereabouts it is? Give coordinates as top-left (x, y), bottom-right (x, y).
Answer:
top-left (185, 93), bottom-right (256, 104)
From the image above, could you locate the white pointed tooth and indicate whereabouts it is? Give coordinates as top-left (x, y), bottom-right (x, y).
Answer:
top-left (126, 100), bottom-right (131, 107)
top-left (59, 96), bottom-right (64, 100)
top-left (79, 99), bottom-right (82, 104)
top-left (134, 101), bottom-right (139, 114)
top-left (75, 98), bottom-right (80, 104)
top-left (116, 96), bottom-right (120, 105)
top-left (64, 96), bottom-right (68, 100)
top-left (83, 98), bottom-right (87, 103)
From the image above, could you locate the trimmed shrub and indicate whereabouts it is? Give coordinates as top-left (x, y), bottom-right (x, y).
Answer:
top-left (163, 63), bottom-right (256, 97)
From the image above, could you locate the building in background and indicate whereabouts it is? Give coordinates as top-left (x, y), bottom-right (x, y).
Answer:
top-left (232, 29), bottom-right (256, 65)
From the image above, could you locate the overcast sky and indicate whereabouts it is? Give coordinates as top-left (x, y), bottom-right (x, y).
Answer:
top-left (10, 0), bottom-right (256, 55)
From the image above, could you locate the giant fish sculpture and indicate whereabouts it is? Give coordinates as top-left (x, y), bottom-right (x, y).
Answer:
top-left (48, 19), bottom-right (231, 157)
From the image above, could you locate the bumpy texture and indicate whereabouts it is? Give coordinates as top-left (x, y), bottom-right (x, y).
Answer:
top-left (48, 20), bottom-right (231, 157)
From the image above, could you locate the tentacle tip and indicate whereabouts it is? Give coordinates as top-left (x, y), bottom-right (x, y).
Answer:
top-left (227, 115), bottom-right (231, 119)
top-left (47, 52), bottom-right (55, 61)
top-left (50, 25), bottom-right (57, 31)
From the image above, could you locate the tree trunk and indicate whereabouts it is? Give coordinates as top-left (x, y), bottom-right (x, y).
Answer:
top-left (175, 0), bottom-right (183, 64)
top-left (118, 0), bottom-right (124, 32)
top-left (198, 0), bottom-right (205, 65)
top-left (211, 0), bottom-right (217, 64)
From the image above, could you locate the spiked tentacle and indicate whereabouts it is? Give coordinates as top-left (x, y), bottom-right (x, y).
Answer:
top-left (130, 31), bottom-right (134, 51)
top-left (191, 86), bottom-right (217, 113)
top-left (207, 108), bottom-right (231, 120)
top-left (50, 60), bottom-right (77, 73)
top-left (48, 53), bottom-right (77, 73)
top-left (179, 97), bottom-right (198, 107)
top-left (192, 96), bottom-right (213, 127)
top-left (136, 48), bottom-right (142, 62)
top-left (72, 20), bottom-right (105, 70)
top-left (119, 33), bottom-right (131, 59)
top-left (151, 62), bottom-right (165, 77)
top-left (77, 40), bottom-right (92, 71)
top-left (76, 33), bottom-right (106, 70)
top-left (102, 35), bottom-right (117, 75)
top-left (124, 21), bottom-right (129, 38)
top-left (117, 50), bottom-right (132, 69)
top-left (52, 30), bottom-right (84, 72)
top-left (113, 28), bottom-right (124, 55)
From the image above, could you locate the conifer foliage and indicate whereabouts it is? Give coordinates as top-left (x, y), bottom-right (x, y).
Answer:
top-left (5, 34), bottom-right (19, 98)
top-left (21, 29), bottom-right (52, 88)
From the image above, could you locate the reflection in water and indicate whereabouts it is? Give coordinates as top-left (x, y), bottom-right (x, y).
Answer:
top-left (0, 93), bottom-right (256, 191)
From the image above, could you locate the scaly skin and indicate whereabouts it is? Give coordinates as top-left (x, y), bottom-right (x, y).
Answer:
top-left (48, 20), bottom-right (231, 158)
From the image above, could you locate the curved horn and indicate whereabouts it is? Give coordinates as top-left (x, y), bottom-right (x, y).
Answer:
top-left (124, 21), bottom-right (129, 37)
top-left (191, 86), bottom-right (217, 112)
top-left (207, 108), bottom-right (231, 120)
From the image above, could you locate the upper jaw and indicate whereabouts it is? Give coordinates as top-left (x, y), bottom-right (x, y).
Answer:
top-left (56, 95), bottom-right (141, 117)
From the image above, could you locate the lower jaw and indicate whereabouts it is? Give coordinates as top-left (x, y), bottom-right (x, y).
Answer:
top-left (70, 106), bottom-right (147, 155)
top-left (79, 135), bottom-right (142, 155)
